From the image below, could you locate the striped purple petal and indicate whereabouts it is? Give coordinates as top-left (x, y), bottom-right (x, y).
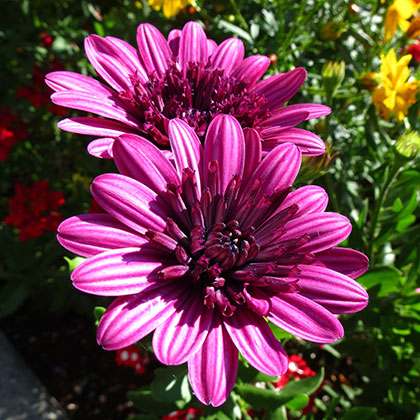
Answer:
top-left (188, 315), bottom-right (238, 407)
top-left (224, 307), bottom-right (288, 376)
top-left (231, 55), bottom-right (271, 88)
top-left (87, 138), bottom-right (114, 159)
top-left (153, 294), bottom-right (213, 365)
top-left (71, 247), bottom-right (169, 296)
top-left (267, 293), bottom-right (344, 343)
top-left (97, 282), bottom-right (187, 350)
top-left (210, 37), bottom-right (245, 75)
top-left (57, 214), bottom-right (148, 257)
top-left (179, 22), bottom-right (208, 71)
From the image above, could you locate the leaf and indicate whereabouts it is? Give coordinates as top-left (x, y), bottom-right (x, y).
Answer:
top-left (340, 406), bottom-right (376, 420)
top-left (216, 20), bottom-right (254, 44)
top-left (284, 394), bottom-right (309, 410)
top-left (236, 369), bottom-right (324, 410)
top-left (358, 267), bottom-right (402, 297)
top-left (93, 306), bottom-right (106, 322)
top-left (64, 256), bottom-right (86, 272)
top-left (150, 365), bottom-right (191, 403)
top-left (127, 389), bottom-right (177, 416)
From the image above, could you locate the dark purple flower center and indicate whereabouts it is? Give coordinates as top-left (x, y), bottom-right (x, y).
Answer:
top-left (147, 167), bottom-right (307, 317)
top-left (120, 61), bottom-right (271, 146)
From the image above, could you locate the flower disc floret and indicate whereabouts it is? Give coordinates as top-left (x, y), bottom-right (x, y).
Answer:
top-left (57, 115), bottom-right (368, 407)
top-left (46, 21), bottom-right (329, 159)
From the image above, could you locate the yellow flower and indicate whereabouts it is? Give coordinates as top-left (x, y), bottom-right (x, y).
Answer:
top-left (371, 49), bottom-right (419, 121)
top-left (384, 0), bottom-right (420, 40)
top-left (406, 16), bottom-right (420, 37)
top-left (148, 0), bottom-right (189, 18)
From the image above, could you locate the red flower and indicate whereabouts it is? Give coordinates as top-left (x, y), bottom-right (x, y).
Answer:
top-left (4, 180), bottom-right (65, 241)
top-left (40, 32), bottom-right (54, 49)
top-left (0, 107), bottom-right (28, 160)
top-left (162, 408), bottom-right (203, 420)
top-left (408, 42), bottom-right (420, 62)
top-left (115, 345), bottom-right (150, 375)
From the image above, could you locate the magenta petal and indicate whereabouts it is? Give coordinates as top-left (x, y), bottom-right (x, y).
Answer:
top-left (153, 295), bottom-right (213, 365)
top-left (241, 143), bottom-right (301, 200)
top-left (87, 138), bottom-right (114, 159)
top-left (168, 119), bottom-right (203, 192)
top-left (232, 55), bottom-right (271, 88)
top-left (51, 91), bottom-right (140, 128)
top-left (282, 212), bottom-right (352, 254)
top-left (224, 306), bottom-right (287, 376)
top-left (57, 214), bottom-right (148, 257)
top-left (261, 107), bottom-right (310, 128)
top-left (71, 247), bottom-right (168, 296)
top-left (85, 35), bottom-right (134, 91)
top-left (314, 248), bottom-right (369, 279)
top-left (58, 117), bottom-right (135, 137)
top-left (113, 134), bottom-right (180, 196)
top-left (45, 71), bottom-right (116, 97)
top-left (204, 115), bottom-right (245, 195)
top-left (105, 35), bottom-right (148, 83)
top-left (91, 173), bottom-right (169, 234)
top-left (277, 185), bottom-right (328, 218)
top-left (136, 23), bottom-right (171, 77)
top-left (210, 38), bottom-right (245, 75)
top-left (262, 128), bottom-right (326, 156)
top-left (267, 293), bottom-right (344, 343)
top-left (254, 67), bottom-right (307, 109)
top-left (243, 128), bottom-right (262, 181)
top-left (281, 103), bottom-right (331, 120)
top-left (168, 29), bottom-right (181, 56)
top-left (179, 22), bottom-right (208, 71)
top-left (207, 39), bottom-right (217, 56)
top-left (297, 265), bottom-right (369, 314)
top-left (97, 282), bottom-right (186, 350)
top-left (188, 314), bottom-right (238, 407)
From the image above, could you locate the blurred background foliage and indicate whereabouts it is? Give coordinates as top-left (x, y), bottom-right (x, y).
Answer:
top-left (1, 0), bottom-right (420, 419)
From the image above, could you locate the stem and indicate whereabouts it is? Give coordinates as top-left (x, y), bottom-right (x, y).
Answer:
top-left (367, 163), bottom-right (401, 261)
top-left (228, 0), bottom-right (249, 31)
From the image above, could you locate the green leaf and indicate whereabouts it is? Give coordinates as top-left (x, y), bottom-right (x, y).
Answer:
top-left (284, 394), bottom-right (309, 410)
top-left (150, 365), bottom-right (191, 403)
top-left (216, 20), bottom-right (253, 44)
top-left (358, 267), bottom-right (402, 297)
top-left (127, 389), bottom-right (177, 416)
top-left (340, 406), bottom-right (376, 420)
top-left (64, 256), bottom-right (86, 272)
top-left (93, 306), bottom-right (106, 323)
top-left (236, 368), bottom-right (323, 410)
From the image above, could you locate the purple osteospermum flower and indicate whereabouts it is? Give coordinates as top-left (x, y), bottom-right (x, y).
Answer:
top-left (46, 21), bottom-right (329, 159)
top-left (57, 115), bottom-right (368, 406)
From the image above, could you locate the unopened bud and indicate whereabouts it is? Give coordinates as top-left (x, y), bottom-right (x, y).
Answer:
top-left (394, 131), bottom-right (420, 161)
top-left (320, 21), bottom-right (346, 41)
top-left (322, 60), bottom-right (345, 99)
top-left (358, 72), bottom-right (380, 91)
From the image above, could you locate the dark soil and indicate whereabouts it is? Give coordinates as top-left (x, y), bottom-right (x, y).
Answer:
top-left (1, 309), bottom-right (157, 420)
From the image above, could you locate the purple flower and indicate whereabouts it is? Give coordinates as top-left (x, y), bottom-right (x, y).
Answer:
top-left (57, 115), bottom-right (368, 406)
top-left (46, 21), bottom-right (329, 159)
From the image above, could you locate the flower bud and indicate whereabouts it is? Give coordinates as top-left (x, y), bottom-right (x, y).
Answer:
top-left (322, 60), bottom-right (345, 99)
top-left (358, 72), bottom-right (380, 91)
top-left (394, 131), bottom-right (420, 161)
top-left (320, 21), bottom-right (346, 41)
top-left (406, 17), bottom-right (420, 38)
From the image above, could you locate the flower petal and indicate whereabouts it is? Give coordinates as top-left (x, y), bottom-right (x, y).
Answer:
top-left (113, 134), bottom-right (180, 196)
top-left (179, 22), bottom-right (208, 71)
top-left (58, 117), bottom-right (135, 137)
top-left (188, 314), bottom-right (238, 407)
top-left (262, 128), bottom-right (326, 156)
top-left (204, 115), bottom-right (245, 195)
top-left (231, 55), bottom-right (271, 88)
top-left (97, 281), bottom-right (186, 350)
top-left (168, 29), bottom-right (181, 56)
top-left (253, 67), bottom-right (306, 109)
top-left (278, 185), bottom-right (328, 218)
top-left (153, 294), bottom-right (213, 365)
top-left (168, 119), bottom-right (203, 192)
top-left (241, 143), bottom-right (301, 200)
top-left (243, 128), bottom-right (262, 181)
top-left (91, 173), bottom-right (169, 234)
top-left (261, 107), bottom-right (310, 128)
top-left (224, 306), bottom-right (287, 376)
top-left (136, 23), bottom-right (172, 77)
top-left (57, 214), bottom-right (148, 257)
top-left (281, 103), bottom-right (331, 120)
top-left (313, 248), bottom-right (369, 279)
top-left (297, 265), bottom-right (369, 314)
top-left (282, 213), bottom-right (352, 254)
top-left (71, 247), bottom-right (168, 296)
top-left (87, 138), bottom-right (114, 159)
top-left (50, 91), bottom-right (140, 129)
top-left (267, 293), bottom-right (344, 343)
top-left (211, 37), bottom-right (245, 75)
